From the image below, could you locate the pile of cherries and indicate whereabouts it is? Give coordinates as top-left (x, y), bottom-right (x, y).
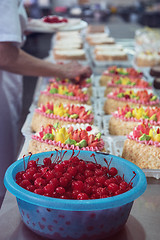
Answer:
top-left (15, 151), bottom-right (135, 200)
top-left (43, 15), bottom-right (68, 24)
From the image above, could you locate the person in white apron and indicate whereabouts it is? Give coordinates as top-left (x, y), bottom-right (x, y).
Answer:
top-left (0, 0), bottom-right (91, 200)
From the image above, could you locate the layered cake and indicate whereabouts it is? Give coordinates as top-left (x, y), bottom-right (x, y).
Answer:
top-left (100, 66), bottom-right (143, 86)
top-left (87, 35), bottom-right (115, 46)
top-left (31, 102), bottom-right (94, 132)
top-left (135, 51), bottom-right (160, 67)
top-left (53, 49), bottom-right (86, 60)
top-left (28, 123), bottom-right (105, 154)
top-left (94, 44), bottom-right (123, 53)
top-left (109, 105), bottom-right (160, 135)
top-left (38, 83), bottom-right (90, 106)
top-left (122, 123), bottom-right (160, 169)
top-left (104, 89), bottom-right (159, 115)
top-left (105, 76), bottom-right (151, 95)
top-left (95, 49), bottom-right (128, 61)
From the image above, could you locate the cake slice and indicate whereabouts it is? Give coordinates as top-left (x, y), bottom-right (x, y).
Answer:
top-left (38, 83), bottom-right (90, 106)
top-left (135, 51), bottom-right (160, 67)
top-left (53, 49), bottom-right (86, 60)
top-left (104, 89), bottom-right (159, 115)
top-left (31, 102), bottom-right (94, 132)
top-left (95, 49), bottom-right (128, 61)
top-left (109, 105), bottom-right (160, 135)
top-left (28, 123), bottom-right (105, 154)
top-left (100, 66), bottom-right (143, 86)
top-left (122, 123), bottom-right (160, 169)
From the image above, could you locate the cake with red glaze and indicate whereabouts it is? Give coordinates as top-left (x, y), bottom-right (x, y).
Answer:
top-left (105, 76), bottom-right (151, 95)
top-left (28, 124), bottom-right (105, 154)
top-left (31, 102), bottom-right (94, 132)
top-left (100, 66), bottom-right (143, 86)
top-left (122, 123), bottom-right (160, 169)
top-left (109, 105), bottom-right (160, 136)
top-left (104, 88), bottom-right (159, 115)
top-left (38, 83), bottom-right (90, 106)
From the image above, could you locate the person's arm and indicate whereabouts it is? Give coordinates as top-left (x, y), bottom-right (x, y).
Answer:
top-left (0, 42), bottom-right (92, 79)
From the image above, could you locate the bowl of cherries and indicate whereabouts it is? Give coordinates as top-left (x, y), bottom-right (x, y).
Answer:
top-left (4, 150), bottom-right (146, 240)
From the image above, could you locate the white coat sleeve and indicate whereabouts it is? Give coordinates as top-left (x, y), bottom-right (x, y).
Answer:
top-left (0, 0), bottom-right (21, 43)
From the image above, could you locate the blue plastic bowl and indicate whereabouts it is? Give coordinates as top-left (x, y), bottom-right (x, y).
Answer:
top-left (4, 150), bottom-right (147, 240)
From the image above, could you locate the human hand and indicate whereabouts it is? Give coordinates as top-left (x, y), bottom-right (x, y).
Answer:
top-left (59, 61), bottom-right (92, 83)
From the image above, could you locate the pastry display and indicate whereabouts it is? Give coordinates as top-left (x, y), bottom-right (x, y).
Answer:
top-left (95, 49), bottom-right (128, 61)
top-left (105, 76), bottom-right (151, 95)
top-left (53, 49), bottom-right (86, 60)
top-left (38, 83), bottom-right (90, 106)
top-left (31, 102), bottom-right (94, 132)
top-left (100, 66), bottom-right (143, 86)
top-left (104, 89), bottom-right (159, 115)
top-left (122, 123), bottom-right (160, 169)
top-left (28, 124), bottom-right (105, 154)
top-left (109, 105), bottom-right (160, 136)
top-left (135, 51), bottom-right (160, 67)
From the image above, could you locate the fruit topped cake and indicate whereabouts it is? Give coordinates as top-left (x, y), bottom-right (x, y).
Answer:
top-left (31, 102), bottom-right (94, 132)
top-left (28, 124), bottom-right (105, 154)
top-left (100, 66), bottom-right (143, 86)
top-left (104, 88), bottom-right (159, 115)
top-left (105, 76), bottom-right (151, 95)
top-left (109, 105), bottom-right (160, 136)
top-left (38, 82), bottom-right (90, 106)
top-left (122, 123), bottom-right (160, 169)
top-left (49, 77), bottom-right (92, 96)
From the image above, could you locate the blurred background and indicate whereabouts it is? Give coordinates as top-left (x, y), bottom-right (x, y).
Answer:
top-left (24, 0), bottom-right (160, 27)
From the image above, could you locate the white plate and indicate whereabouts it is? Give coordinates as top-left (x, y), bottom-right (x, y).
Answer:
top-left (27, 18), bottom-right (88, 33)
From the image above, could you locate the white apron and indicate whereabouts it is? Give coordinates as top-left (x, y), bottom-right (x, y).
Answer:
top-left (0, 0), bottom-right (27, 197)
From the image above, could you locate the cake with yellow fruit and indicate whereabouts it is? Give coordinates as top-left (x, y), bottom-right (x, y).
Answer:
top-left (49, 77), bottom-right (92, 96)
top-left (38, 82), bottom-right (90, 106)
top-left (109, 105), bottom-right (160, 135)
top-left (28, 123), bottom-right (105, 154)
top-left (105, 76), bottom-right (151, 95)
top-left (31, 102), bottom-right (94, 132)
top-left (104, 88), bottom-right (159, 115)
top-left (100, 66), bottom-right (143, 86)
top-left (122, 123), bottom-right (160, 169)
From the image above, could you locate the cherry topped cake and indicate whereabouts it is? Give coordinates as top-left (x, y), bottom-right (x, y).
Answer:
top-left (31, 102), bottom-right (94, 132)
top-left (122, 123), bottom-right (160, 169)
top-left (109, 105), bottom-right (160, 136)
top-left (104, 88), bottom-right (159, 115)
top-left (28, 123), bottom-right (105, 154)
top-left (38, 83), bottom-right (90, 106)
